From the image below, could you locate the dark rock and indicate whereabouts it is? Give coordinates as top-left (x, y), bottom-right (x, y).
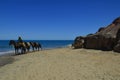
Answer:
top-left (113, 28), bottom-right (120, 52)
top-left (85, 34), bottom-right (115, 51)
top-left (97, 27), bottom-right (105, 33)
top-left (116, 28), bottom-right (120, 41)
top-left (73, 17), bottom-right (120, 52)
top-left (72, 36), bottom-right (85, 49)
top-left (114, 40), bottom-right (120, 52)
top-left (86, 33), bottom-right (94, 36)
top-left (112, 17), bottom-right (120, 25)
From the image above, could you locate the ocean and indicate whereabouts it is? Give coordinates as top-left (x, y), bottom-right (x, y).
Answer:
top-left (0, 40), bottom-right (73, 56)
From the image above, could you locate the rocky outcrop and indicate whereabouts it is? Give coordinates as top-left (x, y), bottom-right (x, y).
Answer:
top-left (73, 17), bottom-right (120, 52)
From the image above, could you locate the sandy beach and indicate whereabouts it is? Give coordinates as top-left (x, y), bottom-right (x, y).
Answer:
top-left (0, 48), bottom-right (120, 80)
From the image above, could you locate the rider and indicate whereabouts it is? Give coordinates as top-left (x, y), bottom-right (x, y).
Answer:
top-left (18, 36), bottom-right (23, 43)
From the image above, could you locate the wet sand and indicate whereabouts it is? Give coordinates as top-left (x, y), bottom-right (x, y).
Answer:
top-left (0, 56), bottom-right (15, 67)
top-left (0, 48), bottom-right (120, 80)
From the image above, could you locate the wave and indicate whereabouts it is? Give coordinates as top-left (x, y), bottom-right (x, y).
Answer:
top-left (0, 50), bottom-right (15, 56)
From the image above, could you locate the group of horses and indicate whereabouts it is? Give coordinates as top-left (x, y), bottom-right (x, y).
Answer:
top-left (9, 40), bottom-right (42, 55)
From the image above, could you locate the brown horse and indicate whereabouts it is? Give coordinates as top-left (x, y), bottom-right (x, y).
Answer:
top-left (9, 40), bottom-right (26, 54)
top-left (30, 42), bottom-right (42, 51)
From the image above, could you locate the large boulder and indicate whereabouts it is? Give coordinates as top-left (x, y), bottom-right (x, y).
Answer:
top-left (84, 34), bottom-right (116, 50)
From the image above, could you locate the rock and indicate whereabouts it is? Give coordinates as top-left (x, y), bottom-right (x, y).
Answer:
top-left (86, 33), bottom-right (94, 36)
top-left (112, 17), bottom-right (120, 25)
top-left (85, 34), bottom-right (115, 50)
top-left (72, 36), bottom-right (85, 49)
top-left (96, 27), bottom-right (105, 33)
top-left (116, 28), bottom-right (120, 41)
top-left (73, 17), bottom-right (120, 52)
top-left (113, 28), bottom-right (120, 52)
top-left (114, 40), bottom-right (120, 52)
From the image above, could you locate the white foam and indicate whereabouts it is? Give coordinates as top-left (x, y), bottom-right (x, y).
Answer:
top-left (0, 50), bottom-right (15, 56)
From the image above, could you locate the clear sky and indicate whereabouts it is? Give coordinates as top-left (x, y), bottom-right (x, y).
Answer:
top-left (0, 0), bottom-right (120, 40)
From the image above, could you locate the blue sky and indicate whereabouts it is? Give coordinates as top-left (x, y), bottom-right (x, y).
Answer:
top-left (0, 0), bottom-right (120, 40)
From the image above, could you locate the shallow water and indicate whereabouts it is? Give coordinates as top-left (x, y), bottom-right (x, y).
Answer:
top-left (0, 40), bottom-right (73, 56)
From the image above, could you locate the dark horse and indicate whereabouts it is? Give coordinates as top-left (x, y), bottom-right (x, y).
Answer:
top-left (30, 42), bottom-right (42, 51)
top-left (9, 40), bottom-right (26, 54)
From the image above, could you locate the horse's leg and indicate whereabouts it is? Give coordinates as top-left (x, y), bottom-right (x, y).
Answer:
top-left (35, 47), bottom-right (37, 51)
top-left (16, 49), bottom-right (19, 54)
top-left (15, 48), bottom-right (17, 55)
top-left (24, 48), bottom-right (26, 54)
top-left (38, 46), bottom-right (40, 51)
top-left (15, 48), bottom-right (19, 55)
top-left (21, 48), bottom-right (23, 54)
top-left (28, 49), bottom-right (29, 52)
top-left (33, 47), bottom-right (34, 51)
top-left (40, 46), bottom-right (42, 51)
top-left (39, 45), bottom-right (42, 51)
top-left (36, 46), bottom-right (38, 51)
top-left (28, 47), bottom-right (30, 52)
top-left (34, 47), bottom-right (35, 51)
top-left (39, 44), bottom-right (42, 51)
top-left (38, 47), bottom-right (39, 51)
top-left (22, 48), bottom-right (25, 54)
top-left (26, 47), bottom-right (28, 52)
top-left (36, 47), bottom-right (38, 51)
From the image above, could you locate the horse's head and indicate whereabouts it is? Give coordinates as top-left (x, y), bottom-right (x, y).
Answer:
top-left (9, 40), bottom-right (16, 45)
top-left (29, 42), bottom-right (34, 45)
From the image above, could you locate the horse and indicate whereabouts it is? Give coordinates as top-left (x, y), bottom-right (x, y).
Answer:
top-left (24, 42), bottom-right (31, 52)
top-left (29, 42), bottom-right (36, 51)
top-left (34, 42), bottom-right (42, 51)
top-left (30, 42), bottom-right (42, 51)
top-left (9, 40), bottom-right (26, 54)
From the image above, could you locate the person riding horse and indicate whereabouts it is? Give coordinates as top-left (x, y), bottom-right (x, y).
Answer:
top-left (18, 36), bottom-right (23, 43)
top-left (17, 36), bottom-right (26, 54)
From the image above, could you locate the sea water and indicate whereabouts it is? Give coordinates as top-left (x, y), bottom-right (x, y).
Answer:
top-left (0, 40), bottom-right (73, 56)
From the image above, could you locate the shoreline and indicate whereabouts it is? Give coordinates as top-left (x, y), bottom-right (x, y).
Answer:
top-left (0, 44), bottom-right (72, 57)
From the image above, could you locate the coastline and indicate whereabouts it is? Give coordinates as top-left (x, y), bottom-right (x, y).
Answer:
top-left (0, 43), bottom-right (72, 57)
top-left (0, 47), bottom-right (120, 80)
